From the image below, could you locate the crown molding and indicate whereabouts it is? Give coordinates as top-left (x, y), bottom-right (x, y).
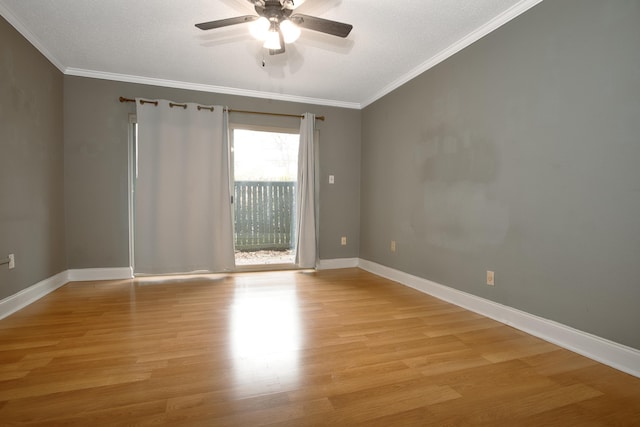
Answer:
top-left (0, 2), bottom-right (66, 72)
top-left (0, 2), bottom-right (358, 110)
top-left (3, 0), bottom-right (542, 110)
top-left (65, 68), bottom-right (361, 110)
top-left (360, 0), bottom-right (544, 108)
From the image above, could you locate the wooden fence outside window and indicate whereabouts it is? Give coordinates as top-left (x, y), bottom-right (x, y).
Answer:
top-left (233, 181), bottom-right (296, 251)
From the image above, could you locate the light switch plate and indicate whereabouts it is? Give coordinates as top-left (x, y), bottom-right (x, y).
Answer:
top-left (486, 270), bottom-right (494, 286)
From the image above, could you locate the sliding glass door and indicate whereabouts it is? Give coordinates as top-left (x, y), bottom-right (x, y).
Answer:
top-left (232, 127), bottom-right (299, 268)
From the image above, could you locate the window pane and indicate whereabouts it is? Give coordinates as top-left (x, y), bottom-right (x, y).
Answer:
top-left (234, 129), bottom-right (298, 181)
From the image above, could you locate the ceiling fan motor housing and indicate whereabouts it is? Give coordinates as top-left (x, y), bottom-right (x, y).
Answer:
top-left (255, 0), bottom-right (293, 23)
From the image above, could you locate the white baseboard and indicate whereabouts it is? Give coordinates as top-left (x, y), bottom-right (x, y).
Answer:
top-left (0, 267), bottom-right (133, 320)
top-left (67, 267), bottom-right (133, 282)
top-left (4, 262), bottom-right (638, 378)
top-left (317, 257), bottom-right (359, 270)
top-left (0, 270), bottom-right (69, 320)
top-left (358, 259), bottom-right (640, 379)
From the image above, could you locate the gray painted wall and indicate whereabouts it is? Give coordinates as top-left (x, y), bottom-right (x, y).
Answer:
top-left (361, 0), bottom-right (640, 349)
top-left (4, 0), bottom-right (638, 353)
top-left (0, 17), bottom-right (66, 299)
top-left (64, 76), bottom-right (361, 268)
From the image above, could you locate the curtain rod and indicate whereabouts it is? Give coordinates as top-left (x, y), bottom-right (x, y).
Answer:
top-left (119, 97), bottom-right (325, 121)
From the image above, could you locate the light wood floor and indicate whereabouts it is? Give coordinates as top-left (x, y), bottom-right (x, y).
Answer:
top-left (1, 268), bottom-right (639, 426)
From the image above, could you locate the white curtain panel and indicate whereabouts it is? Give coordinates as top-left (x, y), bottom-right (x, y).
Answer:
top-left (134, 100), bottom-right (235, 275)
top-left (294, 113), bottom-right (318, 268)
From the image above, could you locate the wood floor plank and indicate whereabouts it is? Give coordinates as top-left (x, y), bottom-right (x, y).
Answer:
top-left (0, 268), bottom-right (638, 425)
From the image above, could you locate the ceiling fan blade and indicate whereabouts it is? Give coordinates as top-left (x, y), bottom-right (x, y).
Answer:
top-left (195, 15), bottom-right (258, 31)
top-left (290, 14), bottom-right (352, 38)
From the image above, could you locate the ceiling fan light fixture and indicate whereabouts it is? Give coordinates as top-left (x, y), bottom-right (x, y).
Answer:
top-left (249, 16), bottom-right (270, 40)
top-left (195, 2), bottom-right (353, 56)
top-left (280, 19), bottom-right (300, 44)
top-left (263, 26), bottom-right (282, 50)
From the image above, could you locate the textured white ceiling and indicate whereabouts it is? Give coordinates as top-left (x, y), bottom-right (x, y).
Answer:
top-left (0, 0), bottom-right (542, 108)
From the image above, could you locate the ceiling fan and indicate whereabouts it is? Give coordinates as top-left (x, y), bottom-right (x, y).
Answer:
top-left (195, 0), bottom-right (353, 55)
